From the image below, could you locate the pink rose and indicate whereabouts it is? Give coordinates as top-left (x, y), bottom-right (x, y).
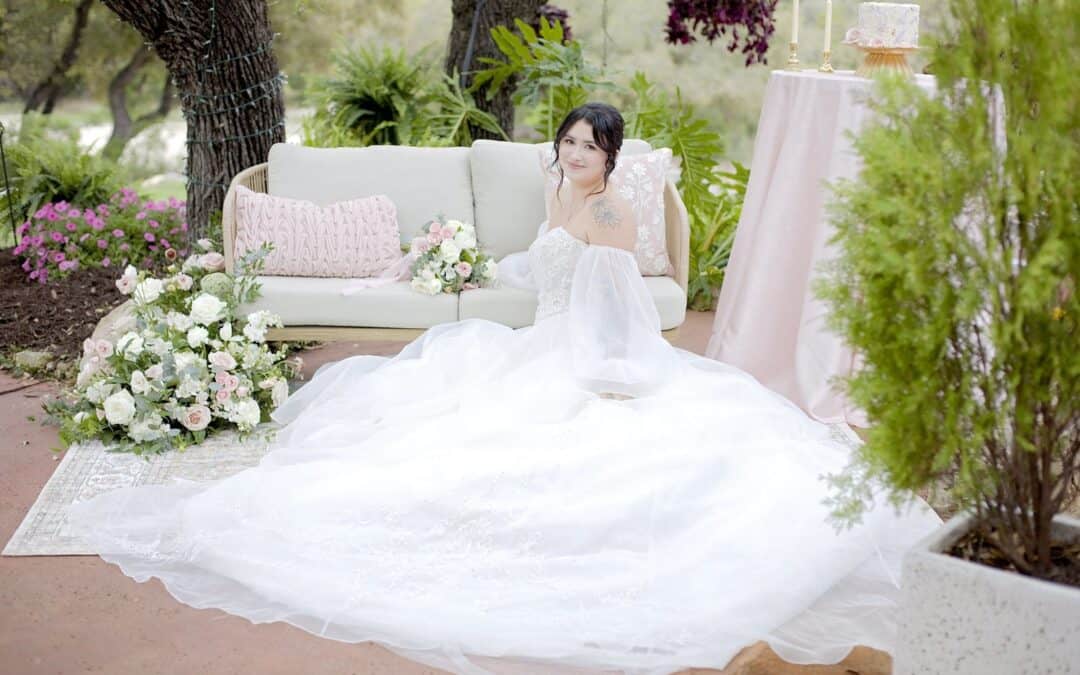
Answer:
top-left (208, 351), bottom-right (237, 370)
top-left (215, 389), bottom-right (231, 403)
top-left (225, 374), bottom-right (240, 392)
top-left (427, 231), bottom-right (441, 245)
top-left (214, 371), bottom-right (230, 387)
top-left (175, 273), bottom-right (193, 291)
top-left (181, 404), bottom-right (211, 431)
top-left (95, 339), bottom-right (113, 358)
top-left (455, 262), bottom-right (472, 278)
top-left (200, 252), bottom-right (226, 272)
top-left (236, 386), bottom-right (249, 397)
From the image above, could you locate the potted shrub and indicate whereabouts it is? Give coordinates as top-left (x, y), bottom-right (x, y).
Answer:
top-left (820, 0), bottom-right (1079, 672)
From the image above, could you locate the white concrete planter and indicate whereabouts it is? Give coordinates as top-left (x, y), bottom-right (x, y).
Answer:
top-left (895, 512), bottom-right (1080, 674)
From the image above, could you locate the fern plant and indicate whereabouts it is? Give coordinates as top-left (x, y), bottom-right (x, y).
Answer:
top-left (471, 17), bottom-right (612, 138)
top-left (420, 73), bottom-right (509, 146)
top-left (305, 46), bottom-right (432, 147)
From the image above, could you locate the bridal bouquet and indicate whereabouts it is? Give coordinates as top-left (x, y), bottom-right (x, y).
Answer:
top-left (408, 217), bottom-right (497, 295)
top-left (44, 241), bottom-right (297, 455)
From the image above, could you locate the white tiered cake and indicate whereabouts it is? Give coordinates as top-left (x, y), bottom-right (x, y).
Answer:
top-left (844, 2), bottom-right (920, 49)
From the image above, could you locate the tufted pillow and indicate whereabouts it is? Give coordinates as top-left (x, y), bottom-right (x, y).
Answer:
top-left (539, 145), bottom-right (674, 276)
top-left (233, 185), bottom-right (404, 278)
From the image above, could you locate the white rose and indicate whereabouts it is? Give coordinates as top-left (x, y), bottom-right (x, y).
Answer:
top-left (130, 370), bottom-right (151, 396)
top-left (176, 377), bottom-right (204, 399)
top-left (243, 323), bottom-right (267, 343)
top-left (85, 380), bottom-right (115, 404)
top-left (453, 229), bottom-right (477, 250)
top-left (128, 414), bottom-right (166, 443)
top-left (208, 351), bottom-right (237, 371)
top-left (200, 251), bottom-right (226, 272)
top-left (145, 336), bottom-right (171, 358)
top-left (271, 378), bottom-right (289, 407)
top-left (230, 398), bottom-right (261, 429)
top-left (173, 350), bottom-right (200, 373)
top-left (115, 265), bottom-right (138, 295)
top-left (166, 311), bottom-right (195, 332)
top-left (182, 254), bottom-right (202, 272)
top-left (481, 259), bottom-right (498, 280)
top-left (439, 240), bottom-right (461, 263)
top-left (116, 331), bottom-right (143, 360)
top-left (180, 404), bottom-right (211, 431)
top-left (189, 293), bottom-right (226, 325)
top-left (145, 363), bottom-right (164, 380)
top-left (219, 321), bottom-right (233, 340)
top-left (411, 277), bottom-right (435, 295)
top-left (103, 389), bottom-right (136, 426)
top-left (186, 326), bottom-right (209, 348)
top-left (444, 219), bottom-right (463, 234)
top-left (426, 277), bottom-right (443, 295)
top-left (133, 278), bottom-right (164, 305)
top-left (197, 238), bottom-right (214, 251)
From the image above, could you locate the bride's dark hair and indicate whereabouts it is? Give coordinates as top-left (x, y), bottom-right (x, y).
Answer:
top-left (551, 102), bottom-right (624, 199)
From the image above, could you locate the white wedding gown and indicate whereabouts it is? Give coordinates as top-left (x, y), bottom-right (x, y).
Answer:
top-left (68, 222), bottom-right (941, 675)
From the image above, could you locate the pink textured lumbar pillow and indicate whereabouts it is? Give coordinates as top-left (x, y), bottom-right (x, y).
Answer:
top-left (233, 185), bottom-right (404, 278)
top-left (539, 145), bottom-right (674, 276)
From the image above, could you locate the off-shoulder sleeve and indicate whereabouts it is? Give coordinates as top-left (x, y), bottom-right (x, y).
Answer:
top-left (567, 245), bottom-right (680, 396)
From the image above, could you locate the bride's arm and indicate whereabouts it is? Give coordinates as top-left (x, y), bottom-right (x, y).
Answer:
top-left (583, 194), bottom-right (636, 252)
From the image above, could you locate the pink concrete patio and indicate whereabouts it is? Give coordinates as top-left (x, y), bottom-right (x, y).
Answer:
top-left (0, 310), bottom-right (887, 675)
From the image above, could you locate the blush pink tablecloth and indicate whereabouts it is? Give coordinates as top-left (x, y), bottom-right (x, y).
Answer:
top-left (706, 69), bottom-right (936, 428)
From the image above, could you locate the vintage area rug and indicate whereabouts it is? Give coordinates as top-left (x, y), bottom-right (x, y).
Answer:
top-left (3, 426), bottom-right (277, 556)
top-left (4, 423), bottom-right (861, 557)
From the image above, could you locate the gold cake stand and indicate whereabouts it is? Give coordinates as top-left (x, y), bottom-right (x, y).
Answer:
top-left (853, 45), bottom-right (918, 77)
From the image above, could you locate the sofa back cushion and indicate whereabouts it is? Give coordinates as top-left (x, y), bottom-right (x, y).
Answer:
top-left (470, 139), bottom-right (652, 260)
top-left (267, 143), bottom-right (474, 244)
top-left (233, 185), bottom-right (403, 278)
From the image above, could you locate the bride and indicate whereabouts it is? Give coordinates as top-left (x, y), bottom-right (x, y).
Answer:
top-left (68, 103), bottom-right (941, 675)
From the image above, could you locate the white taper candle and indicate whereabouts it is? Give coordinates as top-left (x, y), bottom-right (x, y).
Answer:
top-left (824, 0), bottom-right (833, 50)
top-left (792, 0), bottom-right (800, 43)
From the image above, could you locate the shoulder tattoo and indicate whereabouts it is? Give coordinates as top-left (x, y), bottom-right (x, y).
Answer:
top-left (591, 197), bottom-right (621, 230)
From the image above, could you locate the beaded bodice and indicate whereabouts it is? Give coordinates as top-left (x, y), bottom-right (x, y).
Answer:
top-left (527, 225), bottom-right (587, 323)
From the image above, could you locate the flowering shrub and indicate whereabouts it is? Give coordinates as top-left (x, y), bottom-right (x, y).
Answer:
top-left (408, 217), bottom-right (497, 295)
top-left (44, 241), bottom-right (296, 455)
top-left (11, 188), bottom-right (188, 284)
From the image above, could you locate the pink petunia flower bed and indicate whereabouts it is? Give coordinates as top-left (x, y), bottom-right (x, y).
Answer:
top-left (11, 188), bottom-right (189, 284)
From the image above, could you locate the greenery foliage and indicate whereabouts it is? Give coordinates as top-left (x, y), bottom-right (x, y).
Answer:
top-left (472, 16), bottom-right (612, 139)
top-left (302, 46), bottom-right (506, 148)
top-left (820, 0), bottom-right (1078, 580)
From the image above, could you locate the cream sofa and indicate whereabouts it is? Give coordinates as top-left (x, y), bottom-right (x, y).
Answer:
top-left (222, 140), bottom-right (690, 343)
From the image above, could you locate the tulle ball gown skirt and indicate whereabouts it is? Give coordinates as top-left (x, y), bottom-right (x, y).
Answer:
top-left (68, 315), bottom-right (941, 675)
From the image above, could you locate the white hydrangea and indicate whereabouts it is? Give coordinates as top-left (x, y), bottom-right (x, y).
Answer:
top-left (128, 414), bottom-right (166, 443)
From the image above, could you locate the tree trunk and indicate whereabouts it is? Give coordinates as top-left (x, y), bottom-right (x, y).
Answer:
top-left (23, 0), bottom-right (95, 114)
top-left (100, 0), bottom-right (285, 241)
top-left (446, 0), bottom-right (545, 140)
top-left (103, 46), bottom-right (174, 161)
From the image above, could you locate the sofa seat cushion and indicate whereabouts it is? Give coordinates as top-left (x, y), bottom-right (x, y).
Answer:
top-left (459, 276), bottom-right (685, 331)
top-left (642, 275), bottom-right (687, 331)
top-left (457, 286), bottom-right (539, 328)
top-left (241, 277), bottom-right (458, 329)
top-left (267, 143), bottom-right (474, 244)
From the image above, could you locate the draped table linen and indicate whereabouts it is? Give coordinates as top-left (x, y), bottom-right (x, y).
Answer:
top-left (707, 69), bottom-right (936, 428)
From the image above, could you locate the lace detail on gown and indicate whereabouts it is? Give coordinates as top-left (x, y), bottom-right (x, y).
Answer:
top-left (529, 227), bottom-right (587, 323)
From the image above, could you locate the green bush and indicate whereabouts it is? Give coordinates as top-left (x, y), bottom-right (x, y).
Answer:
top-left (820, 0), bottom-right (1078, 580)
top-left (0, 114), bottom-right (126, 225)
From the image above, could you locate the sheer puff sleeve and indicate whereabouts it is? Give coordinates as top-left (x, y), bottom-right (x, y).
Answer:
top-left (567, 245), bottom-right (681, 397)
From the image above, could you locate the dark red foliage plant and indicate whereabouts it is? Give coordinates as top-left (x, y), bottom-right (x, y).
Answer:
top-left (665, 0), bottom-right (779, 66)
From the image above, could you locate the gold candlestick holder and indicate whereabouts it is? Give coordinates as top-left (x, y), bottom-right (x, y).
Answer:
top-left (785, 42), bottom-right (800, 70)
top-left (819, 49), bottom-right (835, 72)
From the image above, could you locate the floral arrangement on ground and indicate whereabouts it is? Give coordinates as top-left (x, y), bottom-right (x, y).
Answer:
top-left (43, 241), bottom-right (298, 454)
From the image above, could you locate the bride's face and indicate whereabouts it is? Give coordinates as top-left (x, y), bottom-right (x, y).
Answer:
top-left (558, 120), bottom-right (607, 186)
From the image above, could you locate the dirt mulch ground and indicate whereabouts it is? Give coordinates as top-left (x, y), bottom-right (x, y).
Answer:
top-left (0, 247), bottom-right (127, 364)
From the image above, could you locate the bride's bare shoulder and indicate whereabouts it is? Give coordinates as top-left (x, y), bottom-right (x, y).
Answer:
top-left (585, 191), bottom-right (636, 252)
